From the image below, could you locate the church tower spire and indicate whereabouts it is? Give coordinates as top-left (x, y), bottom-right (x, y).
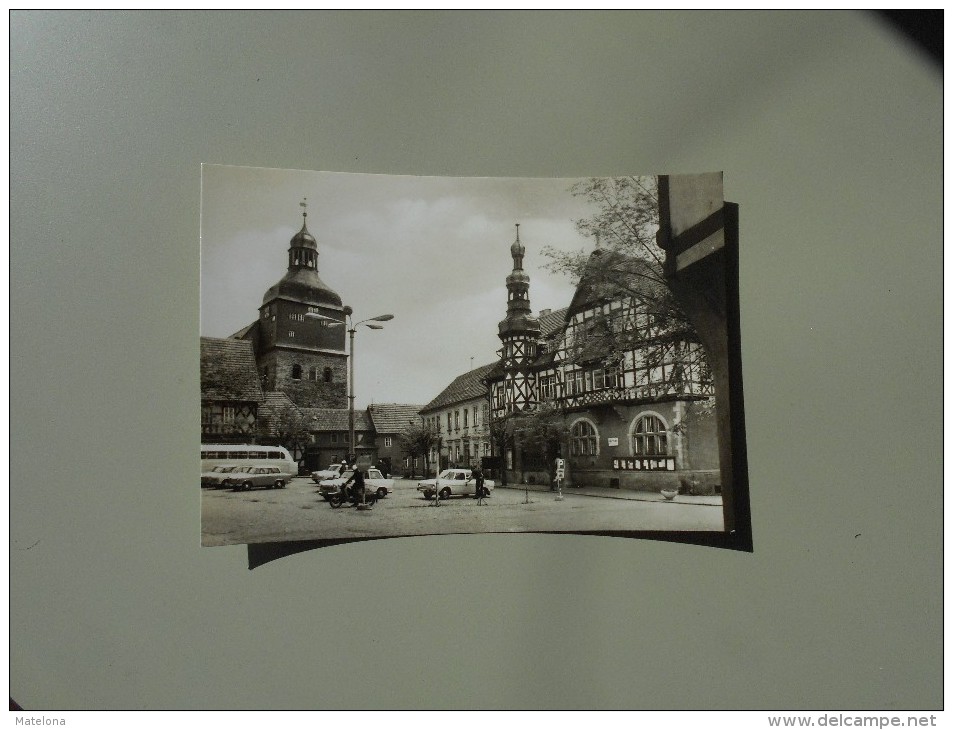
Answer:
top-left (497, 224), bottom-right (541, 413)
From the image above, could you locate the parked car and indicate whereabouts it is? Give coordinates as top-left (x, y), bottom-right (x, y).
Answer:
top-left (201, 464), bottom-right (241, 488)
top-left (224, 465), bottom-right (288, 491)
top-left (417, 469), bottom-right (495, 500)
top-left (318, 468), bottom-right (394, 501)
top-left (311, 462), bottom-right (347, 484)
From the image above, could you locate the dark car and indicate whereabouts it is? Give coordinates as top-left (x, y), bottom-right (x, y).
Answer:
top-left (224, 465), bottom-right (287, 491)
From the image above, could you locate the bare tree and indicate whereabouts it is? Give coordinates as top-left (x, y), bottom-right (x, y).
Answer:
top-left (259, 402), bottom-right (311, 458)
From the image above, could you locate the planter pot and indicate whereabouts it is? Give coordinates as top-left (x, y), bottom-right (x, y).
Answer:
top-left (660, 489), bottom-right (678, 501)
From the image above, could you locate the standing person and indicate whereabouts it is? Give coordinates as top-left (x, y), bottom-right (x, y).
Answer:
top-left (472, 466), bottom-right (486, 503)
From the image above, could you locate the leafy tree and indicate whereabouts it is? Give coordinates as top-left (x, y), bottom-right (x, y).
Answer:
top-left (513, 402), bottom-right (566, 479)
top-left (398, 421), bottom-right (438, 478)
top-left (488, 403), bottom-right (566, 485)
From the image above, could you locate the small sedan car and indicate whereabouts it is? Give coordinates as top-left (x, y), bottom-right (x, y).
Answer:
top-left (223, 465), bottom-right (288, 491)
top-left (317, 468), bottom-right (394, 501)
top-left (201, 464), bottom-right (242, 488)
top-left (311, 462), bottom-right (346, 484)
top-left (417, 469), bottom-right (495, 500)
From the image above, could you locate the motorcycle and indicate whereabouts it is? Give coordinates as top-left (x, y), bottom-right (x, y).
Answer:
top-left (323, 481), bottom-right (378, 509)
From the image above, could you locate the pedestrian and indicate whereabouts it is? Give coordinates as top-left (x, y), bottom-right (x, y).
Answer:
top-left (472, 466), bottom-right (486, 505)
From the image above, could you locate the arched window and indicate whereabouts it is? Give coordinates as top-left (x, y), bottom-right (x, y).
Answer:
top-left (323, 367), bottom-right (333, 383)
top-left (291, 364), bottom-right (302, 380)
top-left (632, 414), bottom-right (668, 456)
top-left (569, 419), bottom-right (599, 456)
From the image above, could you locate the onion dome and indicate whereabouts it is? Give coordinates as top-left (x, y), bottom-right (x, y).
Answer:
top-left (262, 200), bottom-right (342, 307)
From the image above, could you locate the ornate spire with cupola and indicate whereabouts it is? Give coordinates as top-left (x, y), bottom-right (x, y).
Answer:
top-left (496, 224), bottom-right (541, 413)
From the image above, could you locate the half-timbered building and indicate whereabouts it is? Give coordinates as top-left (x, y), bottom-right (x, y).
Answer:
top-left (486, 229), bottom-right (720, 493)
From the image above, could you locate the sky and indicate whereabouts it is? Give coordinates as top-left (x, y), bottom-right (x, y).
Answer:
top-left (200, 165), bottom-right (615, 409)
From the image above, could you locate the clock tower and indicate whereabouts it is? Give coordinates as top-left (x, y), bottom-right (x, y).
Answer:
top-left (254, 201), bottom-right (347, 408)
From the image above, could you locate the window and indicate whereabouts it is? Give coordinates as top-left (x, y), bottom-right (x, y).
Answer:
top-left (290, 313), bottom-right (305, 322)
top-left (632, 414), bottom-right (668, 456)
top-left (538, 374), bottom-right (556, 401)
top-left (447, 413), bottom-right (452, 431)
top-left (323, 367), bottom-right (333, 383)
top-left (463, 409), bottom-right (469, 427)
top-left (288, 330), bottom-right (296, 338)
top-left (223, 406), bottom-right (235, 424)
top-left (291, 364), bottom-right (302, 380)
top-left (384, 436), bottom-right (392, 447)
top-left (331, 433), bottom-right (338, 443)
top-left (308, 367), bottom-right (317, 381)
top-left (570, 420), bottom-right (598, 456)
top-left (454, 411), bottom-right (460, 430)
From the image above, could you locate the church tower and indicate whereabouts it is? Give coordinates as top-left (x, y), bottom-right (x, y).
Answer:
top-left (497, 224), bottom-right (541, 413)
top-left (255, 201), bottom-right (347, 408)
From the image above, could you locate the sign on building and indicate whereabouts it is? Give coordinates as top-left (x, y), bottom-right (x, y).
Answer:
top-left (612, 457), bottom-right (675, 472)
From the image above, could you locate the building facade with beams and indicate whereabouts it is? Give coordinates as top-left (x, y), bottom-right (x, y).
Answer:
top-left (486, 227), bottom-right (720, 493)
top-left (419, 363), bottom-right (495, 473)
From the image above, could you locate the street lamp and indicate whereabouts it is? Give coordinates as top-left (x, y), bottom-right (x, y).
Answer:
top-left (306, 306), bottom-right (394, 466)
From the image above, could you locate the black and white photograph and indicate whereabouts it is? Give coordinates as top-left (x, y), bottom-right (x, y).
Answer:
top-left (200, 166), bottom-right (744, 547)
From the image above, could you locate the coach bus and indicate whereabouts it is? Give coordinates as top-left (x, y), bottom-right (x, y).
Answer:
top-left (200, 444), bottom-right (297, 478)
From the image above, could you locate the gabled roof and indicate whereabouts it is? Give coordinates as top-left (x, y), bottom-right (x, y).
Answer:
top-left (300, 408), bottom-right (374, 432)
top-left (200, 337), bottom-right (263, 402)
top-left (421, 362), bottom-right (498, 413)
top-left (229, 320), bottom-right (258, 341)
top-left (566, 250), bottom-right (669, 317)
top-left (368, 403), bottom-right (423, 434)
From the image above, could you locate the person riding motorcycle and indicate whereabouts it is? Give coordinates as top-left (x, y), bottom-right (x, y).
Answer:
top-left (342, 467), bottom-right (367, 504)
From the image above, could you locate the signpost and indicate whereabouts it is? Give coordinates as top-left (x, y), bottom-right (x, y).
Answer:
top-left (555, 458), bottom-right (565, 501)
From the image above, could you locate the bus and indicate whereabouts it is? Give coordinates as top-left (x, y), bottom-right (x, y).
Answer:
top-left (200, 444), bottom-right (297, 478)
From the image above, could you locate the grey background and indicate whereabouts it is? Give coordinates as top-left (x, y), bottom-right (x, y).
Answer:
top-left (11, 11), bottom-right (941, 709)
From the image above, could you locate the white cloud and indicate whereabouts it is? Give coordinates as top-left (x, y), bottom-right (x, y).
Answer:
top-left (201, 166), bottom-right (611, 407)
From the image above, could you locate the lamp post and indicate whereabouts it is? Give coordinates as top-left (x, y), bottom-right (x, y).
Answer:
top-left (306, 306), bottom-right (393, 466)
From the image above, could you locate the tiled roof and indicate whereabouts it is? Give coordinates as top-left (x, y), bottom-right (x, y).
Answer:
top-left (368, 403), bottom-right (423, 434)
top-left (200, 337), bottom-right (263, 402)
top-left (300, 408), bottom-right (374, 432)
top-left (421, 362), bottom-right (497, 413)
top-left (538, 307), bottom-right (568, 340)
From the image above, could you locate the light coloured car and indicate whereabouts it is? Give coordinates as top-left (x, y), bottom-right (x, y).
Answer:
top-left (201, 464), bottom-right (242, 488)
top-left (223, 465), bottom-right (288, 491)
top-left (311, 462), bottom-right (347, 484)
top-left (318, 468), bottom-right (394, 500)
top-left (417, 469), bottom-right (495, 500)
